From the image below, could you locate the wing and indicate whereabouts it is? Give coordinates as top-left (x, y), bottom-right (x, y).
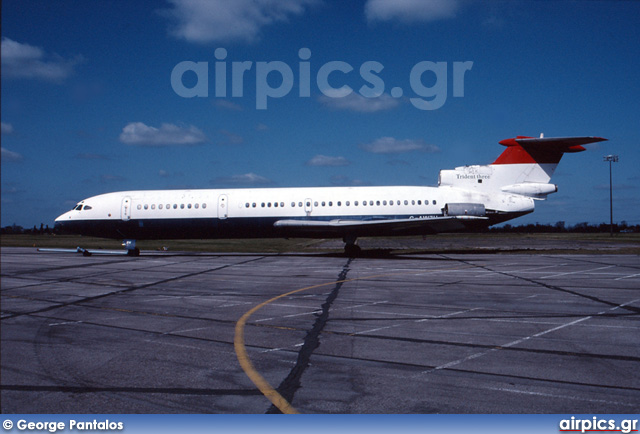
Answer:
top-left (273, 216), bottom-right (488, 237)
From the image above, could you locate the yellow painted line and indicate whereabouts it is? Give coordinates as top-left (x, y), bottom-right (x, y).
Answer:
top-left (234, 265), bottom-right (473, 414)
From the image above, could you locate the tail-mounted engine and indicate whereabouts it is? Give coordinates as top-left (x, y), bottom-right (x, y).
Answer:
top-left (500, 183), bottom-right (557, 199)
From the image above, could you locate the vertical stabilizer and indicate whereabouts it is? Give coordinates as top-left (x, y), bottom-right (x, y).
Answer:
top-left (491, 136), bottom-right (606, 183)
top-left (439, 136), bottom-right (607, 199)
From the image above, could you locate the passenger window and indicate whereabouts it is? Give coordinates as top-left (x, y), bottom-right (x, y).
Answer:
top-left (412, 200), bottom-right (415, 205)
top-left (291, 202), bottom-right (295, 207)
top-left (376, 201), bottom-right (380, 206)
top-left (159, 204), bottom-right (163, 210)
top-left (180, 204), bottom-right (184, 209)
top-left (322, 201), bottom-right (326, 206)
top-left (383, 200), bottom-right (387, 206)
top-left (195, 203), bottom-right (199, 209)
top-left (404, 200), bottom-right (408, 205)
top-left (355, 201), bottom-right (358, 206)
top-left (338, 201), bottom-right (341, 206)
top-left (299, 202), bottom-right (303, 207)
top-left (370, 201), bottom-right (374, 206)
top-left (432, 200), bottom-right (436, 205)
top-left (314, 201), bottom-right (318, 207)
top-left (268, 202), bottom-right (272, 207)
top-left (417, 200), bottom-right (422, 205)
top-left (252, 203), bottom-right (256, 208)
top-left (188, 204), bottom-right (192, 209)
top-left (280, 202), bottom-right (284, 207)
top-left (137, 205), bottom-right (142, 210)
top-left (144, 204), bottom-right (149, 210)
top-left (346, 201), bottom-right (350, 206)
top-left (363, 201), bottom-right (367, 206)
top-left (151, 204), bottom-right (156, 210)
top-left (274, 202), bottom-right (278, 207)
top-left (246, 203), bottom-right (250, 208)
top-left (329, 201), bottom-right (333, 206)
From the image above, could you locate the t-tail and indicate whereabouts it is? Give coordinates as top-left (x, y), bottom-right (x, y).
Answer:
top-left (439, 135), bottom-right (607, 200)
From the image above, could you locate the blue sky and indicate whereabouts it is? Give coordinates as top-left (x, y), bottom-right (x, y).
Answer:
top-left (2, 0), bottom-right (639, 228)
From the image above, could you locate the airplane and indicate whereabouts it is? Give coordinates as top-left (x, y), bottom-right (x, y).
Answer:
top-left (54, 135), bottom-right (606, 256)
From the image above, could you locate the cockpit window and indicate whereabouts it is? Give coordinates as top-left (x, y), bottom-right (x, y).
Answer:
top-left (73, 205), bottom-right (82, 211)
top-left (83, 205), bottom-right (92, 210)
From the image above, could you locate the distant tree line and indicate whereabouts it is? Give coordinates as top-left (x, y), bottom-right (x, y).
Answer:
top-left (484, 221), bottom-right (638, 233)
top-left (2, 221), bottom-right (638, 235)
top-left (1, 224), bottom-right (52, 235)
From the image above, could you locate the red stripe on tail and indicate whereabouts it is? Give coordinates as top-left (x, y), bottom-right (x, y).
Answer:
top-left (493, 136), bottom-right (606, 165)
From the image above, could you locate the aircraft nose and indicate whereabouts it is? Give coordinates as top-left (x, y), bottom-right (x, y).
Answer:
top-left (54, 211), bottom-right (74, 234)
top-left (55, 210), bottom-right (73, 222)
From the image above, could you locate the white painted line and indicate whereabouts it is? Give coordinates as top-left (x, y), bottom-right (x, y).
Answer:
top-left (421, 297), bottom-right (640, 376)
top-left (483, 386), bottom-right (636, 407)
top-left (615, 273), bottom-right (640, 281)
top-left (473, 264), bottom-right (568, 277)
top-left (48, 320), bottom-right (83, 327)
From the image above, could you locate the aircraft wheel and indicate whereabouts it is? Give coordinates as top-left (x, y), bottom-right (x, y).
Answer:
top-left (344, 244), bottom-right (361, 257)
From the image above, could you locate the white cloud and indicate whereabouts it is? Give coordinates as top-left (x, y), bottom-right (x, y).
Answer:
top-left (1, 122), bottom-right (14, 135)
top-left (213, 172), bottom-right (274, 186)
top-left (330, 175), bottom-right (367, 186)
top-left (158, 169), bottom-right (184, 178)
top-left (1, 38), bottom-right (81, 82)
top-left (214, 100), bottom-right (243, 111)
top-left (318, 91), bottom-right (400, 112)
top-left (1, 147), bottom-right (24, 162)
top-left (306, 155), bottom-right (350, 166)
top-left (219, 129), bottom-right (244, 145)
top-left (162, 0), bottom-right (318, 43)
top-left (365, 0), bottom-right (460, 23)
top-left (359, 137), bottom-right (440, 154)
top-left (119, 122), bottom-right (207, 146)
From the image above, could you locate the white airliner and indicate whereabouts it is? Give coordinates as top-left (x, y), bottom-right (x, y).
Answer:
top-left (54, 135), bottom-right (606, 255)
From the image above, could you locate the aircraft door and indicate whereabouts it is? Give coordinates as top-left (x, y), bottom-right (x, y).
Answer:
top-left (218, 194), bottom-right (228, 219)
top-left (304, 198), bottom-right (313, 216)
top-left (121, 196), bottom-right (132, 221)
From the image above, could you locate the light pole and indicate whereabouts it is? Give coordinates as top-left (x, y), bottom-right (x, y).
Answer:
top-left (603, 155), bottom-right (618, 236)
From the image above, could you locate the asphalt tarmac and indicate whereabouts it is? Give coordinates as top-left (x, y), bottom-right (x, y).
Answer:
top-left (1, 247), bottom-right (639, 413)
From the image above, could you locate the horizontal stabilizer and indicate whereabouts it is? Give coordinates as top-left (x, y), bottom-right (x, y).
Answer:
top-left (494, 136), bottom-right (607, 165)
top-left (499, 136), bottom-right (607, 151)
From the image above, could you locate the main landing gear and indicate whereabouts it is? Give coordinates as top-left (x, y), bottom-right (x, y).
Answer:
top-left (343, 235), bottom-right (361, 257)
